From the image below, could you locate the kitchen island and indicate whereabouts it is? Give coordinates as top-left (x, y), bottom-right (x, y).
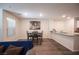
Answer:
top-left (51, 32), bottom-right (79, 52)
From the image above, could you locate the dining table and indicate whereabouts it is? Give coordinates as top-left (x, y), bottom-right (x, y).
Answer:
top-left (27, 31), bottom-right (43, 45)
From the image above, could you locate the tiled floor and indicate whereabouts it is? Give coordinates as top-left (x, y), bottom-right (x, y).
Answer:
top-left (27, 39), bottom-right (79, 55)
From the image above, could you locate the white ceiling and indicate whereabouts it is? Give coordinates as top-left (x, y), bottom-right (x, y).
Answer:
top-left (0, 3), bottom-right (79, 19)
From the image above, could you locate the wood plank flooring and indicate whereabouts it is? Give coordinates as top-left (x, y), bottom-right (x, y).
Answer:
top-left (26, 38), bottom-right (79, 55)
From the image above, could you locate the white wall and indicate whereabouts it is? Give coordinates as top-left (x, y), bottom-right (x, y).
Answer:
top-left (64, 19), bottom-right (74, 34)
top-left (50, 19), bottom-right (75, 35)
top-left (53, 20), bottom-right (65, 32)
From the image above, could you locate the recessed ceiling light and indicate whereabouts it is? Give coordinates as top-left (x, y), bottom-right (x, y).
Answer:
top-left (67, 17), bottom-right (71, 19)
top-left (40, 13), bottom-right (43, 17)
top-left (22, 12), bottom-right (28, 17)
top-left (62, 14), bottom-right (66, 18)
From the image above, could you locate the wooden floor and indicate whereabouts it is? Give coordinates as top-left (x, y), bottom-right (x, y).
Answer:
top-left (27, 38), bottom-right (79, 55)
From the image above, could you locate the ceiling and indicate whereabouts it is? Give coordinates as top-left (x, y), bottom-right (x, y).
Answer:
top-left (0, 3), bottom-right (79, 19)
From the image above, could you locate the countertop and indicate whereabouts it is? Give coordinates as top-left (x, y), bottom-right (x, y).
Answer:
top-left (51, 32), bottom-right (79, 37)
